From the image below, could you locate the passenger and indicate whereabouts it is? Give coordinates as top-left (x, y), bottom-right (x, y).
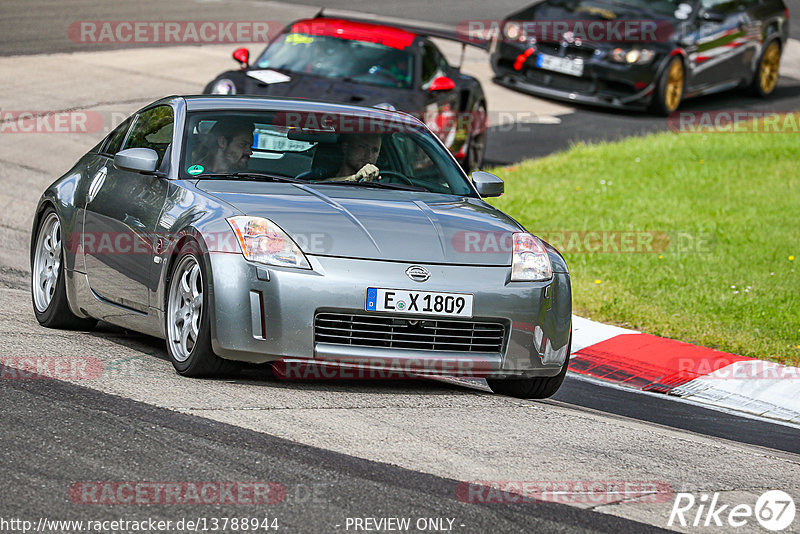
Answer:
top-left (325, 134), bottom-right (383, 182)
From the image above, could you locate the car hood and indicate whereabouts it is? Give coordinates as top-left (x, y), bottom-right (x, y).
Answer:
top-left (510, 0), bottom-right (677, 21)
top-left (506, 0), bottom-right (689, 48)
top-left (196, 181), bottom-right (522, 265)
top-left (225, 69), bottom-right (415, 109)
top-left (507, 0), bottom-right (678, 44)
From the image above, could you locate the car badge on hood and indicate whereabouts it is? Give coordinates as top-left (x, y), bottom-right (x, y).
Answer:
top-left (406, 265), bottom-right (431, 282)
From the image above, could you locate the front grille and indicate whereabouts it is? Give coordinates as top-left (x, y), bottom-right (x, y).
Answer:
top-left (536, 42), bottom-right (596, 61)
top-left (314, 312), bottom-right (505, 353)
top-left (525, 68), bottom-right (595, 93)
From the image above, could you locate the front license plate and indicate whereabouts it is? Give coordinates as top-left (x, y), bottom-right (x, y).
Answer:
top-left (366, 288), bottom-right (473, 318)
top-left (536, 54), bottom-right (584, 77)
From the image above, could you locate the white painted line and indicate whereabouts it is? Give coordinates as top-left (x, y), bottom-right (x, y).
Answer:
top-left (672, 361), bottom-right (800, 422)
top-left (571, 315), bottom-right (637, 352)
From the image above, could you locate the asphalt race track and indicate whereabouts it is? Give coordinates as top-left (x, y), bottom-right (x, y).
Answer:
top-left (3, 376), bottom-right (673, 533)
top-left (1, 1), bottom-right (799, 532)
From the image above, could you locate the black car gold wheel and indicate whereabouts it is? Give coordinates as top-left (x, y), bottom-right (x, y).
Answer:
top-left (652, 57), bottom-right (684, 115)
top-left (756, 41), bottom-right (781, 96)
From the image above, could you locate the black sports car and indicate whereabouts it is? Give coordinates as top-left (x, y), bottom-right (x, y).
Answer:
top-left (205, 16), bottom-right (489, 170)
top-left (490, 0), bottom-right (789, 113)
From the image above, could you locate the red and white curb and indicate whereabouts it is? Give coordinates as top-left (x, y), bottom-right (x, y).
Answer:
top-left (570, 316), bottom-right (800, 424)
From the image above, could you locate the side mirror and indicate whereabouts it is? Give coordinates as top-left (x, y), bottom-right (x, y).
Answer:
top-left (472, 171), bottom-right (504, 197)
top-left (233, 47), bottom-right (250, 68)
top-left (114, 148), bottom-right (158, 174)
top-left (429, 76), bottom-right (456, 92)
top-left (700, 9), bottom-right (725, 23)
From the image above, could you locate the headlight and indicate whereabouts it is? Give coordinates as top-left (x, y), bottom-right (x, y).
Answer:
top-left (610, 48), bottom-right (656, 65)
top-left (227, 216), bottom-right (310, 269)
top-left (373, 103), bottom-right (397, 111)
top-left (211, 78), bottom-right (237, 95)
top-left (511, 233), bottom-right (552, 281)
top-left (504, 22), bottom-right (524, 42)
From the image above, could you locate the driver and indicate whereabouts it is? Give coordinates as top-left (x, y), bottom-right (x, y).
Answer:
top-left (325, 134), bottom-right (382, 182)
top-left (194, 118), bottom-right (254, 173)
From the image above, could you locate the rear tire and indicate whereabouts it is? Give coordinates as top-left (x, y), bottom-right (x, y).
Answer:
top-left (487, 337), bottom-right (571, 399)
top-left (165, 243), bottom-right (231, 377)
top-left (30, 209), bottom-right (96, 330)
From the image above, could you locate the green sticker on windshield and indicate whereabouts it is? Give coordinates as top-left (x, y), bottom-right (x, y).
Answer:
top-left (286, 33), bottom-right (314, 45)
top-left (187, 165), bottom-right (204, 175)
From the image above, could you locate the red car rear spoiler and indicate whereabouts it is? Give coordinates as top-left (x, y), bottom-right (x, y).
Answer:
top-left (314, 8), bottom-right (491, 52)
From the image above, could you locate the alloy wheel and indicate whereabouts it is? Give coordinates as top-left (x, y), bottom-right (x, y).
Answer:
top-left (167, 255), bottom-right (203, 362)
top-left (664, 60), bottom-right (684, 113)
top-left (759, 42), bottom-right (780, 95)
top-left (32, 212), bottom-right (61, 313)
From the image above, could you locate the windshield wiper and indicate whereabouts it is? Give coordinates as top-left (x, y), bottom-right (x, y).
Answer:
top-left (317, 180), bottom-right (426, 192)
top-left (196, 172), bottom-right (306, 184)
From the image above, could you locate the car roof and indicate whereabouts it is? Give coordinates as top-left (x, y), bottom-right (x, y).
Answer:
top-left (288, 17), bottom-right (418, 50)
top-left (178, 95), bottom-right (422, 124)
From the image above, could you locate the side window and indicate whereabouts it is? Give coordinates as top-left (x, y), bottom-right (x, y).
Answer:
top-left (389, 134), bottom-right (458, 194)
top-left (420, 42), bottom-right (449, 87)
top-left (103, 117), bottom-right (133, 155)
top-left (122, 106), bottom-right (175, 165)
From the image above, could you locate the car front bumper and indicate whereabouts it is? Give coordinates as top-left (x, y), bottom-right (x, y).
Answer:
top-left (491, 43), bottom-right (666, 110)
top-left (206, 252), bottom-right (572, 378)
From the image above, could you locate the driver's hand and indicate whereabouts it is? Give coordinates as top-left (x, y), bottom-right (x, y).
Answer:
top-left (352, 163), bottom-right (380, 182)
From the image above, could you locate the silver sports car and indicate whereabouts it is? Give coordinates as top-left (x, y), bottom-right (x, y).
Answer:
top-left (31, 95), bottom-right (571, 399)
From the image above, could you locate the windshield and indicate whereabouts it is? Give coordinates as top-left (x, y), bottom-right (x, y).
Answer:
top-left (255, 33), bottom-right (414, 89)
top-left (180, 110), bottom-right (475, 196)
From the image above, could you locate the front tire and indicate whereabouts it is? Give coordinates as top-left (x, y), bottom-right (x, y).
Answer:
top-left (30, 209), bottom-right (96, 330)
top-left (487, 337), bottom-right (571, 399)
top-left (165, 245), bottom-right (228, 377)
top-left (751, 40), bottom-right (781, 97)
top-left (651, 56), bottom-right (684, 116)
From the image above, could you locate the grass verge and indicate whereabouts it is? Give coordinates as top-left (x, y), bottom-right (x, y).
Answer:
top-left (488, 129), bottom-right (799, 366)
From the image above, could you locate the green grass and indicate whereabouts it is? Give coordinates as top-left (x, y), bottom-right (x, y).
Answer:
top-left (487, 130), bottom-right (800, 365)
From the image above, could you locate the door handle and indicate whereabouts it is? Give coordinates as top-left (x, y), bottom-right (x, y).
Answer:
top-left (87, 167), bottom-right (107, 203)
